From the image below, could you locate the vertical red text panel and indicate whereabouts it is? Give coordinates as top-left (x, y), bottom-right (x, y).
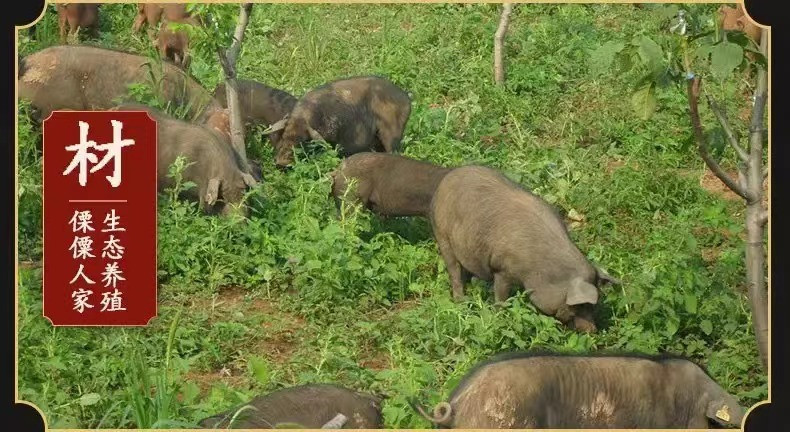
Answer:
top-left (43, 111), bottom-right (157, 326)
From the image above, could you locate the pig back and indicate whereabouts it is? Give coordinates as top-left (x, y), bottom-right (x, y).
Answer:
top-left (214, 79), bottom-right (297, 125)
top-left (448, 354), bottom-right (694, 428)
top-left (430, 165), bottom-right (593, 283)
top-left (19, 45), bottom-right (222, 122)
top-left (112, 103), bottom-right (238, 200)
top-left (349, 152), bottom-right (450, 216)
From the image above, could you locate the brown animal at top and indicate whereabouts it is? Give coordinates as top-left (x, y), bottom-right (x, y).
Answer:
top-left (718, 4), bottom-right (762, 46)
top-left (429, 165), bottom-right (620, 332)
top-left (158, 15), bottom-right (200, 70)
top-left (410, 352), bottom-right (746, 429)
top-left (56, 3), bottom-right (100, 43)
top-left (132, 3), bottom-right (190, 43)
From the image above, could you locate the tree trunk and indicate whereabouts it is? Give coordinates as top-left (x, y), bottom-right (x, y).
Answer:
top-left (218, 3), bottom-right (253, 172)
top-left (494, 3), bottom-right (513, 85)
top-left (744, 28), bottom-right (769, 370)
top-left (686, 27), bottom-right (769, 371)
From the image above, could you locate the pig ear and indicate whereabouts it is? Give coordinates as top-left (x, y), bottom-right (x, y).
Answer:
top-left (596, 266), bottom-right (621, 286)
top-left (705, 400), bottom-right (735, 426)
top-left (264, 118), bottom-right (288, 135)
top-left (241, 172), bottom-right (258, 187)
top-left (307, 125), bottom-right (325, 142)
top-left (205, 177), bottom-right (221, 206)
top-left (566, 278), bottom-right (599, 306)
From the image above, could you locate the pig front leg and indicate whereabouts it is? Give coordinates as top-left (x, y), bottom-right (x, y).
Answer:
top-left (436, 238), bottom-right (466, 300)
top-left (375, 123), bottom-right (403, 153)
top-left (493, 272), bottom-right (513, 304)
top-left (58, 14), bottom-right (68, 43)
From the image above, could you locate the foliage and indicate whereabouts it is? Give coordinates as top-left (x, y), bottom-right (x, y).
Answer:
top-left (17, 3), bottom-right (766, 428)
top-left (589, 3), bottom-right (765, 121)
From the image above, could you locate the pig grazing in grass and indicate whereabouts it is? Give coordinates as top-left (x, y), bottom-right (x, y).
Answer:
top-left (213, 79), bottom-right (298, 148)
top-left (330, 152), bottom-right (451, 217)
top-left (197, 384), bottom-right (383, 429)
top-left (18, 45), bottom-right (224, 123)
top-left (264, 76), bottom-right (411, 168)
top-left (410, 351), bottom-right (746, 429)
top-left (429, 165), bottom-right (619, 332)
top-left (111, 103), bottom-right (256, 217)
top-left (213, 79), bottom-right (298, 127)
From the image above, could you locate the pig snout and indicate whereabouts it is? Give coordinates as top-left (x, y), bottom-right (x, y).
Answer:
top-left (275, 154), bottom-right (294, 170)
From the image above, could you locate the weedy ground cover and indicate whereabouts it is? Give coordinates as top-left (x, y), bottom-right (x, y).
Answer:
top-left (17, 3), bottom-right (766, 428)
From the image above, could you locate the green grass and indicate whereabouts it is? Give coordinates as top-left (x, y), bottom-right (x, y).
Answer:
top-left (17, 3), bottom-right (766, 428)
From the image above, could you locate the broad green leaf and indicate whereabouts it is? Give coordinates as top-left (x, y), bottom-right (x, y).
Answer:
top-left (711, 42), bottom-right (744, 79)
top-left (723, 31), bottom-right (752, 48)
top-left (655, 4), bottom-right (679, 21)
top-left (78, 393), bottom-right (101, 406)
top-left (248, 356), bottom-right (270, 386)
top-left (695, 44), bottom-right (714, 62)
top-left (589, 41), bottom-right (626, 76)
top-left (700, 319), bottom-right (713, 335)
top-left (631, 83), bottom-right (658, 120)
top-left (637, 36), bottom-right (664, 77)
top-left (684, 294), bottom-right (698, 314)
top-left (706, 126), bottom-right (728, 161)
top-left (665, 315), bottom-right (679, 336)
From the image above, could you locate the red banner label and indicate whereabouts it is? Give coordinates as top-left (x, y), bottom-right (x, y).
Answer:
top-left (43, 111), bottom-right (158, 326)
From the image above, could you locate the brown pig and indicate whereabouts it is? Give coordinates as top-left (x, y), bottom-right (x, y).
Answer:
top-left (330, 152), bottom-right (451, 218)
top-left (429, 165), bottom-right (620, 332)
top-left (213, 79), bottom-right (297, 149)
top-left (264, 76), bottom-right (411, 168)
top-left (111, 103), bottom-right (257, 217)
top-left (158, 15), bottom-right (200, 70)
top-left (411, 351), bottom-right (747, 429)
top-left (18, 45), bottom-right (224, 124)
top-left (197, 384), bottom-right (383, 429)
top-left (132, 3), bottom-right (190, 43)
top-left (56, 3), bottom-right (100, 43)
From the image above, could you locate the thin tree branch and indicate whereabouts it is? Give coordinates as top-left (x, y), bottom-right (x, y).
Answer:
top-left (493, 3), bottom-right (513, 85)
top-left (217, 3), bottom-right (254, 171)
top-left (687, 76), bottom-right (755, 202)
top-left (217, 49), bottom-right (232, 77)
top-left (704, 94), bottom-right (749, 163)
top-left (227, 3), bottom-right (253, 66)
